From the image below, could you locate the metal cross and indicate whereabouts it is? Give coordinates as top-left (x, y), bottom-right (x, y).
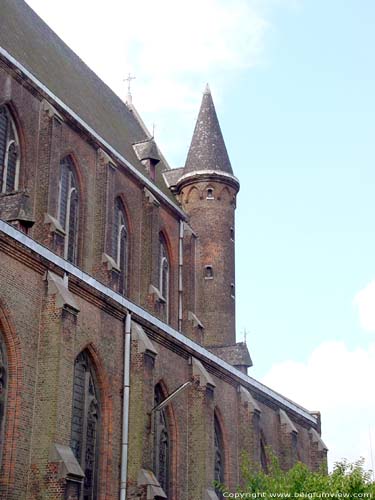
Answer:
top-left (124, 73), bottom-right (136, 94)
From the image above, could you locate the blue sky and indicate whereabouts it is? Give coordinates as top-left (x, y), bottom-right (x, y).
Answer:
top-left (26, 0), bottom-right (375, 472)
top-left (233, 0), bottom-right (375, 372)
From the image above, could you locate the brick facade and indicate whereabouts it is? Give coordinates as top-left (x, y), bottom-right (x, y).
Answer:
top-left (0, 2), bottom-right (327, 499)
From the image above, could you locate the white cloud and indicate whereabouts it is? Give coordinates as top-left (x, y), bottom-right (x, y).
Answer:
top-left (262, 340), bottom-right (375, 471)
top-left (26, 0), bottom-right (269, 164)
top-left (353, 280), bottom-right (375, 333)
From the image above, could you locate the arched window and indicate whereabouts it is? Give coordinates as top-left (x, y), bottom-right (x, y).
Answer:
top-left (0, 105), bottom-right (20, 194)
top-left (0, 332), bottom-right (8, 465)
top-left (113, 198), bottom-right (128, 295)
top-left (159, 236), bottom-right (170, 320)
top-left (58, 156), bottom-right (79, 264)
top-left (154, 384), bottom-right (170, 497)
top-left (260, 437), bottom-right (268, 473)
top-left (206, 187), bottom-right (214, 200)
top-left (70, 351), bottom-right (100, 500)
top-left (214, 414), bottom-right (225, 498)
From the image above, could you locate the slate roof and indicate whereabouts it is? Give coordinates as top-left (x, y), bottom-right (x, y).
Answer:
top-left (0, 0), bottom-right (176, 201)
top-left (184, 84), bottom-right (233, 175)
top-left (208, 342), bottom-right (253, 368)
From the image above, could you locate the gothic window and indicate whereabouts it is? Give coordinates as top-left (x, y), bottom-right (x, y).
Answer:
top-left (0, 332), bottom-right (7, 465)
top-left (112, 198), bottom-right (128, 295)
top-left (214, 414), bottom-right (224, 499)
top-left (159, 236), bottom-right (170, 320)
top-left (260, 438), bottom-right (268, 473)
top-left (0, 105), bottom-right (20, 194)
top-left (154, 384), bottom-right (170, 497)
top-left (206, 187), bottom-right (214, 200)
top-left (70, 352), bottom-right (100, 500)
top-left (58, 156), bottom-right (79, 264)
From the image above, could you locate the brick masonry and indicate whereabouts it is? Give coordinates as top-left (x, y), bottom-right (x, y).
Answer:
top-left (0, 36), bottom-right (327, 500)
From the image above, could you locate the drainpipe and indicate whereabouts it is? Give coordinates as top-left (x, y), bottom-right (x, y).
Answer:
top-left (120, 312), bottom-right (131, 500)
top-left (178, 220), bottom-right (184, 331)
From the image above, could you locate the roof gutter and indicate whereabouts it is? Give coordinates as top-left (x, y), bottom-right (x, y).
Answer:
top-left (0, 46), bottom-right (187, 221)
top-left (0, 220), bottom-right (317, 425)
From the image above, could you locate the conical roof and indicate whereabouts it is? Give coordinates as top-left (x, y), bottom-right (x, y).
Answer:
top-left (184, 85), bottom-right (233, 175)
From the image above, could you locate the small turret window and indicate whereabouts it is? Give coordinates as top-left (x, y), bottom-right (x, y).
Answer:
top-left (206, 188), bottom-right (214, 200)
top-left (204, 265), bottom-right (213, 279)
top-left (230, 227), bottom-right (234, 241)
top-left (230, 283), bottom-right (235, 298)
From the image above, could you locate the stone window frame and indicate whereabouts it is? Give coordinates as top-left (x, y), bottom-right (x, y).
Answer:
top-left (113, 197), bottom-right (129, 295)
top-left (153, 383), bottom-right (171, 497)
top-left (0, 331), bottom-right (8, 466)
top-left (214, 412), bottom-right (225, 499)
top-left (159, 235), bottom-right (170, 322)
top-left (58, 156), bottom-right (80, 264)
top-left (70, 350), bottom-right (101, 500)
top-left (204, 265), bottom-right (214, 280)
top-left (0, 105), bottom-right (20, 194)
top-left (206, 186), bottom-right (215, 200)
top-left (230, 283), bottom-right (235, 299)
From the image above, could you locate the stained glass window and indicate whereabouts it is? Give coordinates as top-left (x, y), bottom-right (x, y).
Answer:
top-left (214, 414), bottom-right (224, 499)
top-left (0, 333), bottom-right (7, 466)
top-left (159, 237), bottom-right (169, 320)
top-left (260, 438), bottom-right (268, 473)
top-left (0, 105), bottom-right (20, 194)
top-left (113, 198), bottom-right (128, 295)
top-left (154, 384), bottom-right (170, 497)
top-left (70, 352), bottom-right (100, 500)
top-left (58, 157), bottom-right (79, 264)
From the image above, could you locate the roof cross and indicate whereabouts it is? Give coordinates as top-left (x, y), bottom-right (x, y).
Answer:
top-left (124, 72), bottom-right (136, 95)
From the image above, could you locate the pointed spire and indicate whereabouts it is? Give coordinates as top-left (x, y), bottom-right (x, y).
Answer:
top-left (184, 85), bottom-right (233, 175)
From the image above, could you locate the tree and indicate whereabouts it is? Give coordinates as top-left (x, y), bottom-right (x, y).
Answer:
top-left (214, 452), bottom-right (375, 500)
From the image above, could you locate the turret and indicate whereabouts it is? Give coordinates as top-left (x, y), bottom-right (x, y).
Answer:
top-left (177, 85), bottom-right (241, 350)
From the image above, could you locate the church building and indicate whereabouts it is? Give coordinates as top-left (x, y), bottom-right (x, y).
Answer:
top-left (0, 1), bottom-right (327, 499)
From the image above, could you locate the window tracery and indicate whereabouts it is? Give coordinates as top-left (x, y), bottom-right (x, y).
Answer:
top-left (154, 384), bottom-right (170, 497)
top-left (70, 351), bottom-right (100, 500)
top-left (58, 156), bottom-right (79, 264)
top-left (214, 414), bottom-right (224, 499)
top-left (0, 333), bottom-right (7, 465)
top-left (159, 237), bottom-right (170, 320)
top-left (113, 198), bottom-right (128, 295)
top-left (0, 105), bottom-right (20, 194)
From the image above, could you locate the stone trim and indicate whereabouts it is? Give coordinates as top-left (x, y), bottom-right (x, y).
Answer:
top-left (132, 321), bottom-right (158, 356)
top-left (280, 409), bottom-right (298, 434)
top-left (309, 427), bottom-right (328, 451)
top-left (192, 357), bottom-right (216, 389)
top-left (137, 469), bottom-right (167, 499)
top-left (46, 271), bottom-right (79, 312)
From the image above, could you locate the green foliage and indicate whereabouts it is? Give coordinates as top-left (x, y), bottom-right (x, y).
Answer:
top-left (214, 450), bottom-right (375, 500)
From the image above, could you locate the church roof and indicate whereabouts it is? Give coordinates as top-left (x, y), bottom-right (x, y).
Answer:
top-left (184, 84), bottom-right (233, 175)
top-left (0, 0), bottom-right (175, 202)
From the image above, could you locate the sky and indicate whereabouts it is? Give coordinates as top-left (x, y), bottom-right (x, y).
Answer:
top-left (25, 0), bottom-right (375, 473)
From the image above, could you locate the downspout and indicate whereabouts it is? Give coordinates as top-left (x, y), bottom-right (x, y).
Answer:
top-left (120, 312), bottom-right (131, 500)
top-left (178, 220), bottom-right (184, 331)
